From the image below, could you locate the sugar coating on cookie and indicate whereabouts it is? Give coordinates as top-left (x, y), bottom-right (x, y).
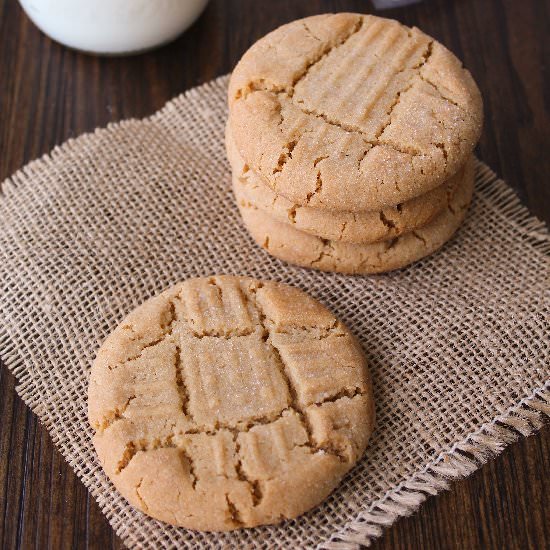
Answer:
top-left (239, 157), bottom-right (475, 274)
top-left (228, 13), bottom-right (482, 211)
top-left (88, 276), bottom-right (374, 531)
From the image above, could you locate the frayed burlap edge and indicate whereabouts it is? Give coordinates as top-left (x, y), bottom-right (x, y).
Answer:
top-left (322, 382), bottom-right (549, 548)
top-left (1, 78), bottom-right (549, 548)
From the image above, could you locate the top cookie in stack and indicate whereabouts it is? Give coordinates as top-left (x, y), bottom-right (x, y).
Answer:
top-left (226, 13), bottom-right (483, 274)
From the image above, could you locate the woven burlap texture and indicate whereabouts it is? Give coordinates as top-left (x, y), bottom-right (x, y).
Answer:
top-left (0, 76), bottom-right (548, 549)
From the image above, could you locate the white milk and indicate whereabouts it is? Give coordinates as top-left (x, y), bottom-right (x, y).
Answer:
top-left (19, 0), bottom-right (210, 54)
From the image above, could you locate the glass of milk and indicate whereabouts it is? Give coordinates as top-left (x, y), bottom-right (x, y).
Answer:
top-left (18, 0), bottom-right (210, 55)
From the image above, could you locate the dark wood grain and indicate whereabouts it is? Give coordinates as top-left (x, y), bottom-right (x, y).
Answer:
top-left (0, 0), bottom-right (548, 548)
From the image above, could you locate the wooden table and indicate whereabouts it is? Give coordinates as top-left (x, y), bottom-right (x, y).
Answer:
top-left (1, 0), bottom-right (548, 548)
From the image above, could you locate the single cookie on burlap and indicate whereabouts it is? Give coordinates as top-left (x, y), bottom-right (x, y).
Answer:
top-left (227, 120), bottom-right (465, 244)
top-left (228, 13), bottom-right (482, 211)
top-left (238, 157), bottom-right (474, 274)
top-left (88, 276), bottom-right (374, 531)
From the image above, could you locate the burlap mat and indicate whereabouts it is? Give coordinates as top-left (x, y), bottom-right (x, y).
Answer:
top-left (1, 75), bottom-right (548, 549)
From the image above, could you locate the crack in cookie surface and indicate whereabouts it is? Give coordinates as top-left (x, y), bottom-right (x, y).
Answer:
top-left (228, 129), bottom-right (462, 245)
top-left (235, 22), bottom-right (439, 161)
top-left (289, 17), bottom-right (364, 96)
top-left (237, 164), bottom-right (474, 275)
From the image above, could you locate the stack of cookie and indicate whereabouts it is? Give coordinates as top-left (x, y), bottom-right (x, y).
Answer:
top-left (226, 13), bottom-right (483, 274)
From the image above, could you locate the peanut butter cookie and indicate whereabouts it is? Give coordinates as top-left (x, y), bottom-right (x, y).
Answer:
top-left (228, 13), bottom-right (482, 211)
top-left (89, 276), bottom-right (374, 530)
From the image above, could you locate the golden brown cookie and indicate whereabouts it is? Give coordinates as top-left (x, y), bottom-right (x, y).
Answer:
top-left (228, 13), bottom-right (482, 211)
top-left (238, 158), bottom-right (474, 274)
top-left (227, 121), bottom-right (467, 244)
top-left (88, 276), bottom-right (374, 530)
